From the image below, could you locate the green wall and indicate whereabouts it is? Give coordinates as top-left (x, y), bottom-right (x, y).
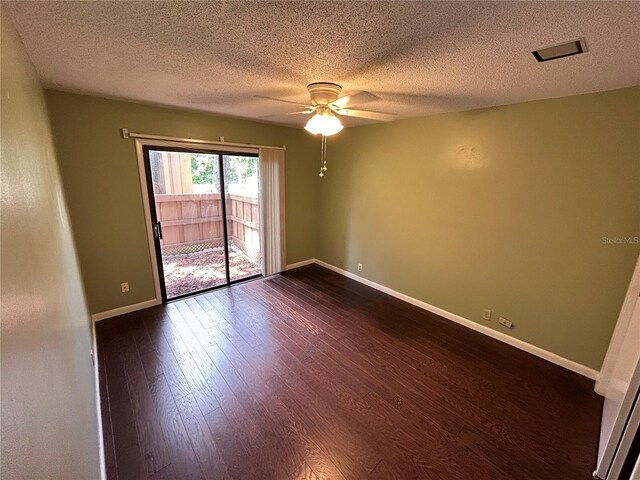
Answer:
top-left (1, 13), bottom-right (101, 479)
top-left (46, 91), bottom-right (318, 314)
top-left (318, 87), bottom-right (640, 370)
top-left (47, 86), bottom-right (638, 370)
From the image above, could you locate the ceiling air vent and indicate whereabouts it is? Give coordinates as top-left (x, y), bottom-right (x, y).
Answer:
top-left (532, 39), bottom-right (586, 62)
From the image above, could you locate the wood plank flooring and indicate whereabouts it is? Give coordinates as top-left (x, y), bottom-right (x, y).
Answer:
top-left (96, 264), bottom-right (602, 480)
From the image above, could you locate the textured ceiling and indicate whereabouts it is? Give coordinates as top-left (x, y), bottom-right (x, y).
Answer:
top-left (5, 1), bottom-right (640, 128)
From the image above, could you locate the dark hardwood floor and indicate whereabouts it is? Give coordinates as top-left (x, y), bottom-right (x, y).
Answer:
top-left (96, 264), bottom-right (602, 480)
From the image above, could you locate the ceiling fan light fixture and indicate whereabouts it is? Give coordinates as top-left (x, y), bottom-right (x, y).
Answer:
top-left (304, 107), bottom-right (343, 136)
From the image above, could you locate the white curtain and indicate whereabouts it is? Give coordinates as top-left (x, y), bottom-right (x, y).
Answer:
top-left (259, 148), bottom-right (286, 276)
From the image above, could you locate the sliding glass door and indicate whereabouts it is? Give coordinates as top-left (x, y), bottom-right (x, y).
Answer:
top-left (143, 146), bottom-right (261, 300)
top-left (222, 155), bottom-right (262, 283)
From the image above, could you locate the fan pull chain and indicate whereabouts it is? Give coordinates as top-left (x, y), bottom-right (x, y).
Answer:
top-left (323, 134), bottom-right (328, 172)
top-left (319, 135), bottom-right (328, 177)
top-left (319, 134), bottom-right (324, 177)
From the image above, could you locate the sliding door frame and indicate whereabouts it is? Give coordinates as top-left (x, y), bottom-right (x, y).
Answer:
top-left (134, 139), bottom-right (261, 303)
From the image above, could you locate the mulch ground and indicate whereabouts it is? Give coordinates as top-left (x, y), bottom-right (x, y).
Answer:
top-left (161, 245), bottom-right (261, 298)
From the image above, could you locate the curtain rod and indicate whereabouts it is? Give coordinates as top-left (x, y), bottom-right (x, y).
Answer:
top-left (120, 128), bottom-right (286, 151)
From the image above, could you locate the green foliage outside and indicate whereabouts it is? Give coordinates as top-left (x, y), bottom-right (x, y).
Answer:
top-left (191, 154), bottom-right (258, 186)
top-left (190, 153), bottom-right (215, 184)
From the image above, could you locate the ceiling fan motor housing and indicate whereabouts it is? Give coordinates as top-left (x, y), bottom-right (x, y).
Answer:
top-left (307, 82), bottom-right (342, 106)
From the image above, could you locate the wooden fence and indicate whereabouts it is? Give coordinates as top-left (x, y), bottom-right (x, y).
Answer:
top-left (155, 193), bottom-right (260, 260)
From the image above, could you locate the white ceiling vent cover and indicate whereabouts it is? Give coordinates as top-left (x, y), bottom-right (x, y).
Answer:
top-left (532, 39), bottom-right (587, 62)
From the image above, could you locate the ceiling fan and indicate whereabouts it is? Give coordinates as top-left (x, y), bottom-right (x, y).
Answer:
top-left (258, 82), bottom-right (397, 136)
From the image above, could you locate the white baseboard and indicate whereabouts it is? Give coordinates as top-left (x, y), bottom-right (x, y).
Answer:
top-left (91, 298), bottom-right (160, 322)
top-left (291, 258), bottom-right (599, 380)
top-left (285, 258), bottom-right (316, 270)
top-left (92, 261), bottom-right (599, 379)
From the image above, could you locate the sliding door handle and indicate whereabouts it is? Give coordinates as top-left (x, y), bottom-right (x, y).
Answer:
top-left (153, 222), bottom-right (163, 240)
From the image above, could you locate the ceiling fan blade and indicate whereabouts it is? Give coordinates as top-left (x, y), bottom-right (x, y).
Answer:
top-left (332, 91), bottom-right (379, 109)
top-left (259, 111), bottom-right (313, 119)
top-left (336, 108), bottom-right (397, 122)
top-left (255, 95), bottom-right (311, 108)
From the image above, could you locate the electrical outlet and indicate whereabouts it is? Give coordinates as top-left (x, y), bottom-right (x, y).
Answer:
top-left (357, 263), bottom-right (363, 272)
top-left (498, 317), bottom-right (513, 329)
top-left (121, 282), bottom-right (130, 293)
top-left (482, 309), bottom-right (492, 321)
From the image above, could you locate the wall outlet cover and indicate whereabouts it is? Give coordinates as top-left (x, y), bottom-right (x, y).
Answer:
top-left (482, 309), bottom-right (492, 321)
top-left (499, 317), bottom-right (513, 329)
